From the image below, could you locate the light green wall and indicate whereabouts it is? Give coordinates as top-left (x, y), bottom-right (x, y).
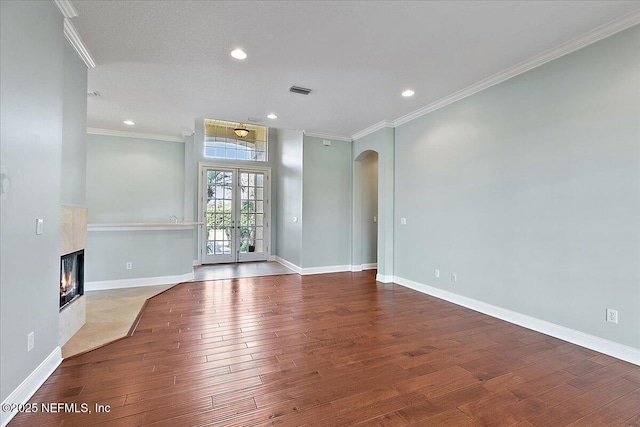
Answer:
top-left (274, 129), bottom-right (303, 266)
top-left (61, 41), bottom-right (88, 207)
top-left (86, 230), bottom-right (193, 281)
top-left (394, 26), bottom-right (640, 348)
top-left (85, 134), bottom-right (192, 281)
top-left (301, 136), bottom-right (352, 268)
top-left (0, 0), bottom-right (65, 401)
top-left (86, 134), bottom-right (185, 223)
top-left (183, 133), bottom-right (198, 261)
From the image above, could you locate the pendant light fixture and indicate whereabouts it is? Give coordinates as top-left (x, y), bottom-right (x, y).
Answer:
top-left (234, 123), bottom-right (249, 138)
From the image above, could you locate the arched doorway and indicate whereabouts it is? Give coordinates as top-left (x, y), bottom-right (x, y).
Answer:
top-left (353, 150), bottom-right (378, 271)
top-left (352, 127), bottom-right (395, 282)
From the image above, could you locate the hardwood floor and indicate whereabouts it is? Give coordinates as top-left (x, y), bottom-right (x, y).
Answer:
top-left (9, 271), bottom-right (640, 426)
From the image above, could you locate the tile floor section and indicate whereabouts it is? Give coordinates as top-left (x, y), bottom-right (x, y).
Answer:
top-left (62, 284), bottom-right (173, 357)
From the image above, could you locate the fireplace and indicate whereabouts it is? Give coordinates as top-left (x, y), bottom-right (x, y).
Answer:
top-left (60, 249), bottom-right (84, 311)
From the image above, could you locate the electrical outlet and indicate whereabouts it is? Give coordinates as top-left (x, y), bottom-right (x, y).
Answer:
top-left (606, 308), bottom-right (618, 324)
top-left (400, 218), bottom-right (407, 225)
top-left (435, 269), bottom-right (440, 279)
top-left (293, 216), bottom-right (298, 223)
top-left (27, 332), bottom-right (34, 352)
top-left (450, 273), bottom-right (457, 283)
top-left (373, 216), bottom-right (377, 223)
top-left (126, 262), bottom-right (133, 270)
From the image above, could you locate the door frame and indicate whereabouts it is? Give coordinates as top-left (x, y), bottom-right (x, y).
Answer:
top-left (197, 162), bottom-right (271, 264)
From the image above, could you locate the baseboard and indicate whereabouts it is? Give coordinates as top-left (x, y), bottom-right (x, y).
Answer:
top-left (274, 258), bottom-right (353, 276)
top-left (192, 259), bottom-right (201, 267)
top-left (268, 255), bottom-right (276, 261)
top-left (362, 263), bottom-right (377, 270)
top-left (376, 274), bottom-right (393, 283)
top-left (393, 275), bottom-right (640, 366)
top-left (274, 257), bottom-right (301, 274)
top-left (301, 264), bottom-right (352, 275)
top-left (275, 258), bottom-right (375, 277)
top-left (1, 347), bottom-right (63, 427)
top-left (85, 272), bottom-right (194, 291)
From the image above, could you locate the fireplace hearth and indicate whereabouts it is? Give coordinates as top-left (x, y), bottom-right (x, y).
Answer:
top-left (60, 249), bottom-right (84, 311)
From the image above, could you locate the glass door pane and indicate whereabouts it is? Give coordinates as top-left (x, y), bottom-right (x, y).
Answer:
top-left (238, 170), bottom-right (267, 262)
top-left (202, 169), bottom-right (236, 264)
top-left (200, 166), bottom-right (269, 264)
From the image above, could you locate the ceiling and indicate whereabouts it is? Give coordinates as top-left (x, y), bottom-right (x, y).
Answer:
top-left (71, 1), bottom-right (640, 140)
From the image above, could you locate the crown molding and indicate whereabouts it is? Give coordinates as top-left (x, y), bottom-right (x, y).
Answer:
top-left (303, 131), bottom-right (352, 142)
top-left (351, 120), bottom-right (394, 141)
top-left (87, 128), bottom-right (185, 143)
top-left (53, 0), bottom-right (78, 18)
top-left (394, 10), bottom-right (640, 128)
top-left (63, 18), bottom-right (96, 68)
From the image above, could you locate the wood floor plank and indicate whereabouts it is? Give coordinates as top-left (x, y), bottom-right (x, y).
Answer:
top-left (7, 271), bottom-right (640, 426)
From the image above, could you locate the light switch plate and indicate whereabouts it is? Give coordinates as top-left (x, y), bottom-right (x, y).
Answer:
top-left (27, 332), bottom-right (34, 352)
top-left (36, 218), bottom-right (44, 235)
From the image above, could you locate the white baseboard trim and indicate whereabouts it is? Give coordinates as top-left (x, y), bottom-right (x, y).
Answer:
top-left (376, 274), bottom-right (394, 283)
top-left (274, 258), bottom-right (355, 276)
top-left (301, 264), bottom-right (352, 275)
top-left (275, 258), bottom-right (376, 277)
top-left (192, 259), bottom-right (201, 267)
top-left (274, 257), bottom-right (301, 274)
top-left (351, 263), bottom-right (377, 272)
top-left (1, 347), bottom-right (63, 427)
top-left (393, 275), bottom-right (640, 366)
top-left (86, 272), bottom-right (194, 291)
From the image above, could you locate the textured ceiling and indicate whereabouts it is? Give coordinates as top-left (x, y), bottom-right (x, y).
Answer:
top-left (71, 1), bottom-right (640, 139)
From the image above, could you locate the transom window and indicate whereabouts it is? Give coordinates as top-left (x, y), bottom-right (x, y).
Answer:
top-left (204, 119), bottom-right (267, 161)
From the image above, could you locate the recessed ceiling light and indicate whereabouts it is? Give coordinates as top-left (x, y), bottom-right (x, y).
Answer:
top-left (123, 120), bottom-right (135, 125)
top-left (402, 89), bottom-right (415, 97)
top-left (231, 49), bottom-right (247, 60)
top-left (267, 114), bottom-right (277, 120)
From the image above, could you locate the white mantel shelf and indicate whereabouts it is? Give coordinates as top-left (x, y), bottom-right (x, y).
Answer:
top-left (88, 222), bottom-right (204, 232)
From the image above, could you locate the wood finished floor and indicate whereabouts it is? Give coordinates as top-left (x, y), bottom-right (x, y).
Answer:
top-left (9, 271), bottom-right (640, 426)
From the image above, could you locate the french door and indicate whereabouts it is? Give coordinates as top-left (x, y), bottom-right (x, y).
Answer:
top-left (200, 165), bottom-right (270, 264)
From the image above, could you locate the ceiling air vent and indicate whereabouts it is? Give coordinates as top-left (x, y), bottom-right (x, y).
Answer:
top-left (289, 85), bottom-right (312, 95)
top-left (247, 117), bottom-right (262, 123)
